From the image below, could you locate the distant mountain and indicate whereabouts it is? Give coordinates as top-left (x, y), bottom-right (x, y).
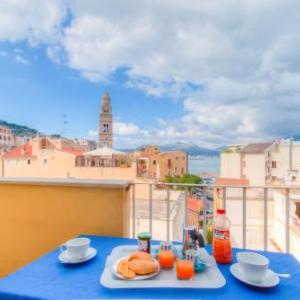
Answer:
top-left (291, 135), bottom-right (300, 141)
top-left (160, 142), bottom-right (219, 156)
top-left (214, 145), bottom-right (227, 152)
top-left (0, 120), bottom-right (39, 137)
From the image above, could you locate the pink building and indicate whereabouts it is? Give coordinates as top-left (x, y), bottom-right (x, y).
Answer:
top-left (0, 125), bottom-right (15, 150)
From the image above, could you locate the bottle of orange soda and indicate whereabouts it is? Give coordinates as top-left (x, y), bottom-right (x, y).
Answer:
top-left (212, 209), bottom-right (232, 264)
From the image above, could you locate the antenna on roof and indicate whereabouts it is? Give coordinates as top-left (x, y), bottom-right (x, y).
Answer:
top-left (61, 114), bottom-right (68, 137)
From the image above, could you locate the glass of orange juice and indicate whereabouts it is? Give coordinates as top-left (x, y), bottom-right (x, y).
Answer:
top-left (176, 259), bottom-right (194, 280)
top-left (158, 250), bottom-right (175, 269)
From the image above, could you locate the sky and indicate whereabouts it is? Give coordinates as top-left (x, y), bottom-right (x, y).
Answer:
top-left (0, 0), bottom-right (300, 149)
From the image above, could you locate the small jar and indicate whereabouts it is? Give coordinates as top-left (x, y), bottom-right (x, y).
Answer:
top-left (137, 232), bottom-right (151, 253)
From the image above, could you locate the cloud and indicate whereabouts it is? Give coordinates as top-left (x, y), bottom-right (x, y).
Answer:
top-left (0, 0), bottom-right (67, 44)
top-left (0, 50), bottom-right (8, 57)
top-left (2, 0), bottom-right (300, 147)
top-left (88, 130), bottom-right (97, 139)
top-left (114, 122), bottom-right (140, 136)
top-left (15, 54), bottom-right (30, 65)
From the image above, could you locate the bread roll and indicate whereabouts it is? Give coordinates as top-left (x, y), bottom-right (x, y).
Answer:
top-left (128, 259), bottom-right (158, 275)
top-left (128, 251), bottom-right (153, 262)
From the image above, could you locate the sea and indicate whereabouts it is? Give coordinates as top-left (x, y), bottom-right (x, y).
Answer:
top-left (188, 155), bottom-right (220, 176)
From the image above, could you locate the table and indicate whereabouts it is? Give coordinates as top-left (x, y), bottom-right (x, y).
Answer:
top-left (0, 235), bottom-right (299, 299)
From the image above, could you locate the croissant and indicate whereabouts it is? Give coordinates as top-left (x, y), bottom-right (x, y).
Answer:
top-left (128, 251), bottom-right (154, 262)
top-left (128, 258), bottom-right (159, 275)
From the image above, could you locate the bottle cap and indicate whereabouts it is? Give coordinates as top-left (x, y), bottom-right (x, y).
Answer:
top-left (137, 232), bottom-right (151, 239)
top-left (217, 209), bottom-right (225, 214)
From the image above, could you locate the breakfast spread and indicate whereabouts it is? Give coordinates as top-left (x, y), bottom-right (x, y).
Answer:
top-left (114, 229), bottom-right (209, 281)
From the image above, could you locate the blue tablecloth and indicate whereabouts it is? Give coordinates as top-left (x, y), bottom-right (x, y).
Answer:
top-left (0, 235), bottom-right (299, 299)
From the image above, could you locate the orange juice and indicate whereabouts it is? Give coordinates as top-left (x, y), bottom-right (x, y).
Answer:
top-left (176, 260), bottom-right (194, 280)
top-left (158, 250), bottom-right (175, 268)
top-left (212, 209), bottom-right (232, 264)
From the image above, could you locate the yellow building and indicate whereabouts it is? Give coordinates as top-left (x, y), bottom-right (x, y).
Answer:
top-left (135, 145), bottom-right (188, 180)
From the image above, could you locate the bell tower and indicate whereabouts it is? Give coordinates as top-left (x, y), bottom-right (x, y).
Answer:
top-left (99, 91), bottom-right (113, 148)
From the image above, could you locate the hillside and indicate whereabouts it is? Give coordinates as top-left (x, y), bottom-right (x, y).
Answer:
top-left (160, 142), bottom-right (220, 156)
top-left (0, 120), bottom-right (39, 136)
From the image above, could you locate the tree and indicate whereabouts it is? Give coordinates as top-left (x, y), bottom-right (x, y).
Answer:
top-left (165, 173), bottom-right (202, 189)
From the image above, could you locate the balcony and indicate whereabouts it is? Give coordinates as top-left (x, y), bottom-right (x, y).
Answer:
top-left (0, 178), bottom-right (299, 299)
top-left (1, 178), bottom-right (300, 278)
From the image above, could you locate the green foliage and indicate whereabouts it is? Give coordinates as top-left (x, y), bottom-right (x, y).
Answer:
top-left (0, 120), bottom-right (38, 137)
top-left (49, 134), bottom-right (62, 138)
top-left (222, 148), bottom-right (234, 153)
top-left (165, 173), bottom-right (202, 190)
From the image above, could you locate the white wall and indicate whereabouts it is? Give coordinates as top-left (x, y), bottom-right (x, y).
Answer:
top-left (243, 154), bottom-right (266, 186)
top-left (220, 153), bottom-right (241, 178)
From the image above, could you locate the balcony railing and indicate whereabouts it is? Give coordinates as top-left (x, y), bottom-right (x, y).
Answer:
top-left (130, 182), bottom-right (300, 259)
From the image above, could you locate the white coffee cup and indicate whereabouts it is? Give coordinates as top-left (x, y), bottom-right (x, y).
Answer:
top-left (60, 237), bottom-right (90, 259)
top-left (237, 252), bottom-right (269, 283)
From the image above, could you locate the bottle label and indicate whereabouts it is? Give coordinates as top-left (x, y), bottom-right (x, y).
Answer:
top-left (138, 239), bottom-right (150, 252)
top-left (214, 229), bottom-right (230, 240)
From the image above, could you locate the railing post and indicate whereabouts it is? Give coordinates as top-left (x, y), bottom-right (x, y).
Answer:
top-left (166, 186), bottom-right (170, 241)
top-left (132, 183), bottom-right (136, 238)
top-left (202, 188), bottom-right (207, 244)
top-left (222, 187), bottom-right (227, 210)
top-left (184, 187), bottom-right (188, 226)
top-left (285, 188), bottom-right (290, 253)
top-left (149, 183), bottom-right (153, 235)
top-left (242, 187), bottom-right (247, 249)
top-left (263, 187), bottom-right (268, 251)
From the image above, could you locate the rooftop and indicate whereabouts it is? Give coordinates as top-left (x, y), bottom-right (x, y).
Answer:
top-left (2, 143), bottom-right (32, 159)
top-left (240, 142), bottom-right (273, 154)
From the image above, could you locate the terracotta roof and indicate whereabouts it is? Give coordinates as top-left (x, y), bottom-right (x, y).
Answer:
top-left (3, 144), bottom-right (32, 159)
top-left (188, 196), bottom-right (203, 213)
top-left (62, 149), bottom-right (84, 156)
top-left (216, 177), bottom-right (249, 186)
top-left (241, 143), bottom-right (273, 154)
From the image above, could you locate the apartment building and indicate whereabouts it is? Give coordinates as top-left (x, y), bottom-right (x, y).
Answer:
top-left (1, 136), bottom-right (136, 180)
top-left (220, 140), bottom-right (300, 186)
top-left (0, 125), bottom-right (15, 150)
top-left (135, 145), bottom-right (188, 180)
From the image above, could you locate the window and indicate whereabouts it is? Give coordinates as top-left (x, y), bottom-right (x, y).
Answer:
top-left (272, 161), bottom-right (277, 168)
top-left (272, 176), bottom-right (277, 181)
top-left (103, 124), bottom-right (109, 133)
top-left (181, 168), bottom-right (184, 174)
top-left (41, 139), bottom-right (47, 149)
top-left (43, 159), bottom-right (47, 165)
top-left (153, 160), bottom-right (156, 165)
top-left (0, 136), bottom-right (2, 140)
top-left (27, 160), bottom-right (31, 165)
top-left (295, 202), bottom-right (300, 219)
top-left (167, 159), bottom-right (172, 168)
top-left (175, 156), bottom-right (178, 160)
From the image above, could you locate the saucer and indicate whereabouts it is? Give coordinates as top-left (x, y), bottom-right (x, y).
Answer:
top-left (230, 263), bottom-right (279, 288)
top-left (59, 247), bottom-right (97, 264)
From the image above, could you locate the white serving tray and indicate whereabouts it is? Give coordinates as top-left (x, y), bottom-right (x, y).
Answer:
top-left (100, 245), bottom-right (226, 289)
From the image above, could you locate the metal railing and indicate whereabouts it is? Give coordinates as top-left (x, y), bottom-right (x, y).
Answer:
top-left (130, 182), bottom-right (300, 254)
